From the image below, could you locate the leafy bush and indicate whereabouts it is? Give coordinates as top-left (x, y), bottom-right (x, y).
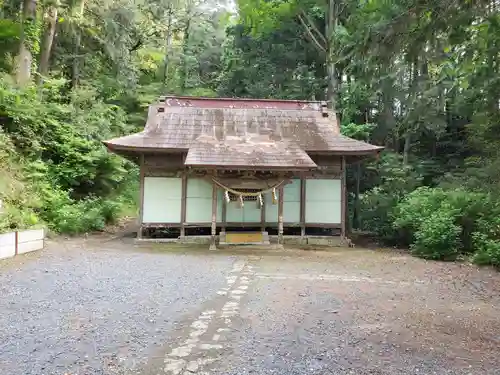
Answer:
top-left (393, 187), bottom-right (448, 237)
top-left (472, 233), bottom-right (500, 267)
top-left (46, 198), bottom-right (105, 234)
top-left (356, 152), bottom-right (500, 264)
top-left (35, 185), bottom-right (134, 235)
top-left (0, 205), bottom-right (39, 233)
top-left (0, 129), bottom-right (41, 232)
top-left (393, 186), bottom-right (500, 263)
top-left (471, 216), bottom-right (500, 268)
top-left (410, 208), bottom-right (462, 260)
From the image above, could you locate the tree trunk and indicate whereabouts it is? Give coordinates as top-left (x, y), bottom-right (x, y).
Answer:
top-left (353, 161), bottom-right (361, 229)
top-left (326, 57), bottom-right (339, 111)
top-left (16, 0), bottom-right (37, 85)
top-left (162, 4), bottom-right (174, 90)
top-left (394, 129), bottom-right (400, 152)
top-left (180, 13), bottom-right (191, 94)
top-left (325, 0), bottom-right (339, 111)
top-left (38, 4), bottom-right (58, 83)
top-left (71, 0), bottom-right (85, 90)
top-left (403, 132), bottom-right (411, 165)
top-left (381, 79), bottom-right (396, 147)
top-left (17, 42), bottom-right (32, 85)
top-left (402, 58), bottom-right (418, 165)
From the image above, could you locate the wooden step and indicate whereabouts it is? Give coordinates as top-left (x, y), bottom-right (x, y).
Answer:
top-left (220, 231), bottom-right (270, 245)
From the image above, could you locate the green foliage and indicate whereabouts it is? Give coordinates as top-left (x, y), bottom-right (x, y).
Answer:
top-left (0, 0), bottom-right (231, 235)
top-left (0, 75), bottom-right (138, 234)
top-left (22, 15), bottom-right (40, 55)
top-left (341, 122), bottom-right (376, 141)
top-left (0, 77), bottom-right (131, 197)
top-left (0, 129), bottom-right (40, 232)
top-left (471, 214), bottom-right (500, 268)
top-left (359, 152), bottom-right (423, 243)
top-left (393, 187), bottom-right (449, 240)
top-left (217, 21), bottom-right (324, 99)
top-left (411, 209), bottom-right (462, 261)
top-left (472, 233), bottom-right (500, 268)
top-left (42, 194), bottom-right (111, 234)
top-left (359, 186), bottom-right (399, 243)
top-left (0, 19), bottom-right (19, 71)
top-left (392, 187), bottom-right (500, 262)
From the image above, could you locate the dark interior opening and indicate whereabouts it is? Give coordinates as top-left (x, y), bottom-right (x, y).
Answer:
top-left (140, 226), bottom-right (341, 238)
top-left (263, 227), bottom-right (276, 235)
top-left (305, 227), bottom-right (341, 236)
top-left (143, 227), bottom-right (180, 239)
top-left (185, 227), bottom-right (212, 236)
top-left (284, 227), bottom-right (301, 236)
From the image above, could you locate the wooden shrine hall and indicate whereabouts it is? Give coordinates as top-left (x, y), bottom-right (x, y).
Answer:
top-left (104, 96), bottom-right (383, 249)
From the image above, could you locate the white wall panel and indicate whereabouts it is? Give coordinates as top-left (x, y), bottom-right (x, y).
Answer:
top-left (283, 179), bottom-right (300, 223)
top-left (143, 177), bottom-right (182, 223)
top-left (305, 179), bottom-right (341, 224)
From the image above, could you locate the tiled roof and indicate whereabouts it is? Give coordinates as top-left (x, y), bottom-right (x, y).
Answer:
top-left (184, 134), bottom-right (317, 169)
top-left (104, 97), bottom-right (384, 167)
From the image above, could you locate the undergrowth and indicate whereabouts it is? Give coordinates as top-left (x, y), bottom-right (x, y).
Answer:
top-left (0, 76), bottom-right (139, 235)
top-left (358, 154), bottom-right (500, 268)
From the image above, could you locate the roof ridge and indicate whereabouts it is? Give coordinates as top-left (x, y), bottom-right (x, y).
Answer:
top-left (158, 95), bottom-right (325, 104)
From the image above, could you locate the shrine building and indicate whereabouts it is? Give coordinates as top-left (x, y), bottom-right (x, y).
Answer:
top-left (104, 96), bottom-right (383, 249)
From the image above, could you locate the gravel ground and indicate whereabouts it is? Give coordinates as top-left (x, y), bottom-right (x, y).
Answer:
top-left (214, 249), bottom-right (500, 375)
top-left (1, 238), bottom-right (500, 375)
top-left (0, 236), bottom-right (236, 375)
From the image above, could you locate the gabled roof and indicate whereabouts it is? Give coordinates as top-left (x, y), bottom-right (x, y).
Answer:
top-left (184, 134), bottom-right (317, 170)
top-left (104, 96), bottom-right (383, 168)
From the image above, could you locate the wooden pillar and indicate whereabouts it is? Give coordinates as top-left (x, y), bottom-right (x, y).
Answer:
top-left (222, 191), bottom-right (227, 232)
top-left (278, 186), bottom-right (284, 246)
top-left (14, 231), bottom-right (19, 255)
top-left (180, 173), bottom-right (187, 238)
top-left (137, 154), bottom-right (145, 240)
top-left (341, 156), bottom-right (347, 239)
top-left (260, 194), bottom-right (266, 233)
top-left (209, 182), bottom-right (218, 250)
top-left (300, 177), bottom-right (306, 238)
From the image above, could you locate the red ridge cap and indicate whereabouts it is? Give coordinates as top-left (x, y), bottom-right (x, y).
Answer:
top-left (158, 95), bottom-right (325, 110)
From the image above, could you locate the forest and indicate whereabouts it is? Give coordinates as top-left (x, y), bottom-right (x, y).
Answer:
top-left (0, 0), bottom-right (499, 266)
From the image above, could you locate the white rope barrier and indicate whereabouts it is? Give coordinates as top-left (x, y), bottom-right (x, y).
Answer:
top-left (212, 178), bottom-right (286, 207)
top-left (211, 178), bottom-right (286, 197)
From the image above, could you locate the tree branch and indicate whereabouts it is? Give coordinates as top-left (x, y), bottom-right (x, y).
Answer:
top-left (129, 40), bottom-right (143, 52)
top-left (298, 13), bottom-right (326, 53)
top-left (300, 10), bottom-right (328, 46)
top-left (339, 3), bottom-right (347, 17)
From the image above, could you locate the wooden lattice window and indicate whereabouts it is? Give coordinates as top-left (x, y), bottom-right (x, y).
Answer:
top-left (228, 189), bottom-right (261, 202)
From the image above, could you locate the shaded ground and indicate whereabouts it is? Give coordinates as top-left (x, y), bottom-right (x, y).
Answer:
top-left (1, 236), bottom-right (499, 375)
